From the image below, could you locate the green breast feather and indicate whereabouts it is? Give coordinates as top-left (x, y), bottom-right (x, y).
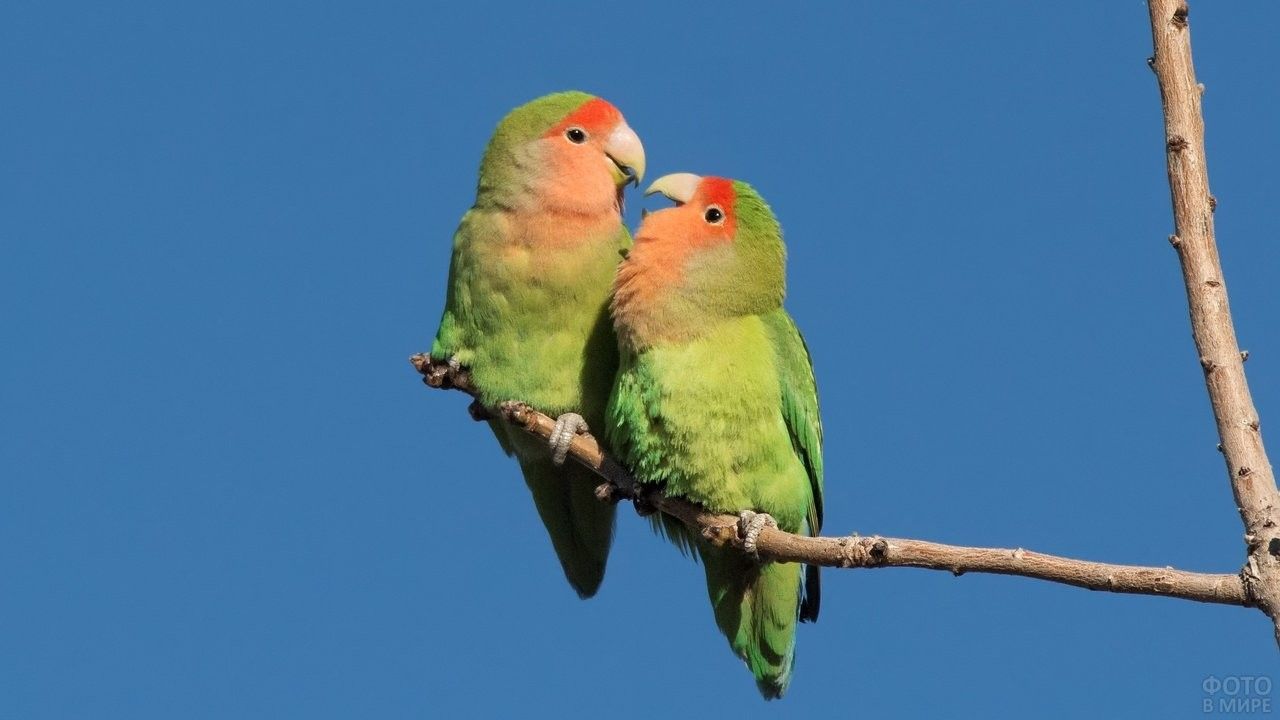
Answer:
top-left (605, 307), bottom-right (823, 697)
top-left (431, 207), bottom-right (630, 599)
top-left (607, 309), bottom-right (822, 535)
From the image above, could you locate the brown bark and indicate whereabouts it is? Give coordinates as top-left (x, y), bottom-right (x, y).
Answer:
top-left (411, 353), bottom-right (1248, 607)
top-left (1147, 0), bottom-right (1280, 640)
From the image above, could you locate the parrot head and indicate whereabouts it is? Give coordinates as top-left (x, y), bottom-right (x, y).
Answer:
top-left (477, 91), bottom-right (645, 216)
top-left (611, 173), bottom-right (786, 348)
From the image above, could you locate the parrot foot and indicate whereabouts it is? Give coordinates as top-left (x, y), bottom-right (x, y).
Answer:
top-left (548, 412), bottom-right (589, 465)
top-left (420, 354), bottom-right (465, 389)
top-left (738, 510), bottom-right (778, 558)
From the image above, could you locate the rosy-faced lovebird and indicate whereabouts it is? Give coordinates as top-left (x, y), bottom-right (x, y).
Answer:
top-left (430, 92), bottom-right (645, 598)
top-left (607, 174), bottom-right (823, 698)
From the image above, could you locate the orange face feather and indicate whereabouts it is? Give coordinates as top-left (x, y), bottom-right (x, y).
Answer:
top-left (611, 176), bottom-right (738, 343)
top-left (529, 99), bottom-right (629, 221)
top-left (631, 176), bottom-right (737, 274)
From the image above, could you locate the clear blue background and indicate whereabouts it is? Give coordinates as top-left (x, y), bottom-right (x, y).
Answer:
top-left (3, 2), bottom-right (1277, 717)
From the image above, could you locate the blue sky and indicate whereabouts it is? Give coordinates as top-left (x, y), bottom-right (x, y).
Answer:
top-left (3, 1), bottom-right (1278, 717)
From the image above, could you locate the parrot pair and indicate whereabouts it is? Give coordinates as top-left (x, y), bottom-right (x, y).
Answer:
top-left (428, 91), bottom-right (824, 699)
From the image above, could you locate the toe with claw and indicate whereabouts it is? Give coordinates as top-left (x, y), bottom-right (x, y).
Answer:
top-left (419, 354), bottom-right (466, 389)
top-left (738, 510), bottom-right (778, 558)
top-left (549, 412), bottom-right (589, 465)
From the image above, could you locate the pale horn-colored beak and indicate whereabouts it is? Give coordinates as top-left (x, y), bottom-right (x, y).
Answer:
top-left (604, 122), bottom-right (645, 187)
top-left (644, 173), bottom-right (703, 205)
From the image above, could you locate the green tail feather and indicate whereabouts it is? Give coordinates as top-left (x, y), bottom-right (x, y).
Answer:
top-left (701, 545), bottom-right (802, 699)
top-left (503, 427), bottom-right (616, 598)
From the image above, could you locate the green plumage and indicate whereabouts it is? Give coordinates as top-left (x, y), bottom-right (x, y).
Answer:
top-left (607, 181), bottom-right (823, 698)
top-left (432, 92), bottom-right (630, 597)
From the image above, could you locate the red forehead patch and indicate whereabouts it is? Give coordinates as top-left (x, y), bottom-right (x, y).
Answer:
top-left (699, 177), bottom-right (736, 209)
top-left (546, 97), bottom-right (622, 137)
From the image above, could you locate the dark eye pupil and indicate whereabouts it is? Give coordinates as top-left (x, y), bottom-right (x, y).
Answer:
top-left (566, 128), bottom-right (586, 143)
top-left (705, 208), bottom-right (723, 223)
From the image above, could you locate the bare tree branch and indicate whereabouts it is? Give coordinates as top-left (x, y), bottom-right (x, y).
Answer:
top-left (1147, 0), bottom-right (1280, 640)
top-left (410, 353), bottom-right (1248, 607)
top-left (407, 0), bottom-right (1280, 633)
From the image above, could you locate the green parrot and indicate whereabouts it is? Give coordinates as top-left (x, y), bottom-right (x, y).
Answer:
top-left (606, 173), bottom-right (823, 698)
top-left (430, 91), bottom-right (645, 598)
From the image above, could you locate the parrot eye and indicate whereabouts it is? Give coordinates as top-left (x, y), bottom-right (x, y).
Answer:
top-left (704, 206), bottom-right (725, 225)
top-left (565, 127), bottom-right (588, 144)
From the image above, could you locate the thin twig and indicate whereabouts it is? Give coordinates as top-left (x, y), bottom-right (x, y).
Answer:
top-left (1147, 0), bottom-right (1280, 640)
top-left (410, 353), bottom-right (1248, 607)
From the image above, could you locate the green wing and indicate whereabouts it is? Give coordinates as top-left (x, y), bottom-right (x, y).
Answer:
top-left (763, 310), bottom-right (823, 532)
top-left (763, 309), bottom-right (824, 622)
